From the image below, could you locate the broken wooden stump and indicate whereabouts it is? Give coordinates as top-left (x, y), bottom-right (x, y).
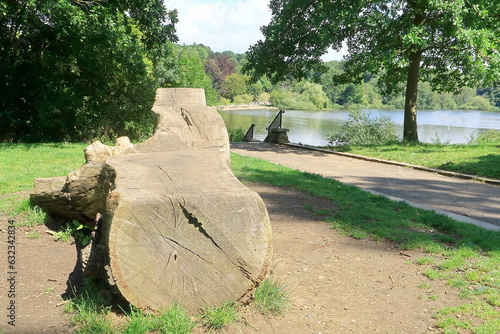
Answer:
top-left (30, 88), bottom-right (273, 312)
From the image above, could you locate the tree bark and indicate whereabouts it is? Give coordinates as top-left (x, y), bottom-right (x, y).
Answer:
top-left (403, 50), bottom-right (422, 143)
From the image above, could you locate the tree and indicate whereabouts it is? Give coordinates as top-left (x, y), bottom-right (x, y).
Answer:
top-left (245, 0), bottom-right (500, 142)
top-left (174, 46), bottom-right (218, 105)
top-left (0, 0), bottom-right (177, 141)
top-left (221, 73), bottom-right (247, 101)
top-left (204, 54), bottom-right (236, 92)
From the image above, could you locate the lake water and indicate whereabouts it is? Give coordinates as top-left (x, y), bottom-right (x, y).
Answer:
top-left (219, 108), bottom-right (500, 146)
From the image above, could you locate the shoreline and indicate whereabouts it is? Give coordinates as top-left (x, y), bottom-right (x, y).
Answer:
top-left (217, 104), bottom-right (279, 111)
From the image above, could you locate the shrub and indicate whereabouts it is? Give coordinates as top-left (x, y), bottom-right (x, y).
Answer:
top-left (227, 128), bottom-right (245, 142)
top-left (468, 129), bottom-right (500, 145)
top-left (326, 109), bottom-right (398, 146)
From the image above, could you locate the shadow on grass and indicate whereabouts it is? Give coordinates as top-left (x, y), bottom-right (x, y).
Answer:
top-left (438, 153), bottom-right (500, 179)
top-left (231, 152), bottom-right (500, 254)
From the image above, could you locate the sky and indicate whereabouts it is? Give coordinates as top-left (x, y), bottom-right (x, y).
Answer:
top-left (164, 0), bottom-right (346, 61)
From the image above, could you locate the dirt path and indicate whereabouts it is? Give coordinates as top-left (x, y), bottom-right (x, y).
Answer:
top-left (0, 183), bottom-right (463, 333)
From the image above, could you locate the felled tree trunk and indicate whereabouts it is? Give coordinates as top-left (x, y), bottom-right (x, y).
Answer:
top-left (31, 88), bottom-right (273, 312)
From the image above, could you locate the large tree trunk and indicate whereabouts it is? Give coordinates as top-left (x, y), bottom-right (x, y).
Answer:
top-left (31, 88), bottom-right (273, 312)
top-left (403, 50), bottom-right (422, 143)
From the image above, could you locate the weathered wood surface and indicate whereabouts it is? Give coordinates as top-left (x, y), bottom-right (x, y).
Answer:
top-left (31, 88), bottom-right (273, 311)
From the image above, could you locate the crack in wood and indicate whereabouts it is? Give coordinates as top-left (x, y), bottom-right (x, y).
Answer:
top-left (181, 206), bottom-right (223, 253)
top-left (118, 218), bottom-right (212, 265)
top-left (157, 166), bottom-right (173, 181)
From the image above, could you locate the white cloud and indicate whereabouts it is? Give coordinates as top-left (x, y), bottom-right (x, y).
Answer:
top-left (166, 0), bottom-right (271, 53)
top-left (165, 0), bottom-right (347, 61)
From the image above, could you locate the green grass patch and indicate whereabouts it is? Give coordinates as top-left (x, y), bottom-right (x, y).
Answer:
top-left (436, 302), bottom-right (500, 333)
top-left (253, 275), bottom-right (290, 316)
top-left (53, 220), bottom-right (93, 245)
top-left (120, 304), bottom-right (196, 334)
top-left (327, 141), bottom-right (500, 180)
top-left (25, 230), bottom-right (41, 239)
top-left (0, 142), bottom-right (86, 195)
top-left (0, 143), bottom-right (86, 229)
top-left (198, 302), bottom-right (238, 333)
top-left (65, 279), bottom-right (114, 334)
top-left (0, 197), bottom-right (49, 227)
top-left (66, 280), bottom-right (196, 334)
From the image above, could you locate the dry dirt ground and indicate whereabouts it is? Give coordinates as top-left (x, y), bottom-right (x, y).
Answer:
top-left (0, 183), bottom-right (464, 334)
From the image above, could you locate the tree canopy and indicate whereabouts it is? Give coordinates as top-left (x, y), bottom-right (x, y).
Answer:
top-left (0, 0), bottom-right (177, 142)
top-left (245, 0), bottom-right (500, 142)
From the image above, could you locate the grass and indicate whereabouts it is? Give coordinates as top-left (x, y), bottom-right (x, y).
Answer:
top-left (65, 279), bottom-right (114, 334)
top-left (65, 279), bottom-right (195, 334)
top-left (0, 142), bottom-right (87, 194)
top-left (0, 197), bottom-right (49, 227)
top-left (25, 230), bottom-right (41, 239)
top-left (2, 142), bottom-right (500, 333)
top-left (253, 275), bottom-right (290, 316)
top-left (120, 303), bottom-right (196, 334)
top-left (41, 285), bottom-right (55, 295)
top-left (328, 141), bottom-right (500, 180)
top-left (198, 302), bottom-right (238, 333)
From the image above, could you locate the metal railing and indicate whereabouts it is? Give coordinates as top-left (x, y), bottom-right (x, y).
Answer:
top-left (243, 123), bottom-right (255, 141)
top-left (266, 110), bottom-right (285, 136)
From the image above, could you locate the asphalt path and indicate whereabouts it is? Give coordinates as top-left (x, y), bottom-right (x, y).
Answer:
top-left (230, 142), bottom-right (500, 231)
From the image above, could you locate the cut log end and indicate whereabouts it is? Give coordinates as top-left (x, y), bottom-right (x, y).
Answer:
top-left (30, 88), bottom-right (273, 312)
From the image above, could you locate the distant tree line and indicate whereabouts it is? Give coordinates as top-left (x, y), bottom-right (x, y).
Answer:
top-left (164, 46), bottom-right (500, 113)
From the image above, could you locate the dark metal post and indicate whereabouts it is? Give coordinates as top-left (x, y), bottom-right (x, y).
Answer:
top-left (243, 123), bottom-right (255, 141)
top-left (266, 109), bottom-right (285, 136)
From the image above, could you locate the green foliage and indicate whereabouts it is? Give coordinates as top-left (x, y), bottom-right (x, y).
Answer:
top-left (270, 85), bottom-right (320, 110)
top-left (227, 128), bottom-right (245, 142)
top-left (0, 195), bottom-right (48, 227)
top-left (21, 204), bottom-right (48, 227)
top-left (161, 44), bottom-right (219, 105)
top-left (0, 0), bottom-right (178, 142)
top-left (121, 307), bottom-right (155, 334)
top-left (326, 110), bottom-right (397, 146)
top-left (67, 279), bottom-right (195, 334)
top-left (25, 230), bottom-right (41, 239)
top-left (221, 73), bottom-right (247, 101)
top-left (232, 94), bottom-right (253, 104)
top-left (468, 129), bottom-right (500, 146)
top-left (461, 96), bottom-right (494, 110)
top-left (155, 303), bottom-right (196, 334)
top-left (54, 224), bottom-right (73, 243)
top-left (121, 304), bottom-right (195, 334)
top-left (54, 220), bottom-right (93, 245)
top-left (253, 275), bottom-right (290, 316)
top-left (198, 302), bottom-right (238, 333)
top-left (66, 279), bottom-right (114, 334)
top-left (245, 0), bottom-right (500, 141)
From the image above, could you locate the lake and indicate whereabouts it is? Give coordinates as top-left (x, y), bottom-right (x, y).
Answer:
top-left (219, 108), bottom-right (500, 146)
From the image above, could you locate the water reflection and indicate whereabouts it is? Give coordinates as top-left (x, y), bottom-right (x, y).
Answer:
top-left (220, 108), bottom-right (500, 146)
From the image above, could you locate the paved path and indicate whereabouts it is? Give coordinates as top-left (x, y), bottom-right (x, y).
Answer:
top-left (231, 142), bottom-right (500, 231)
